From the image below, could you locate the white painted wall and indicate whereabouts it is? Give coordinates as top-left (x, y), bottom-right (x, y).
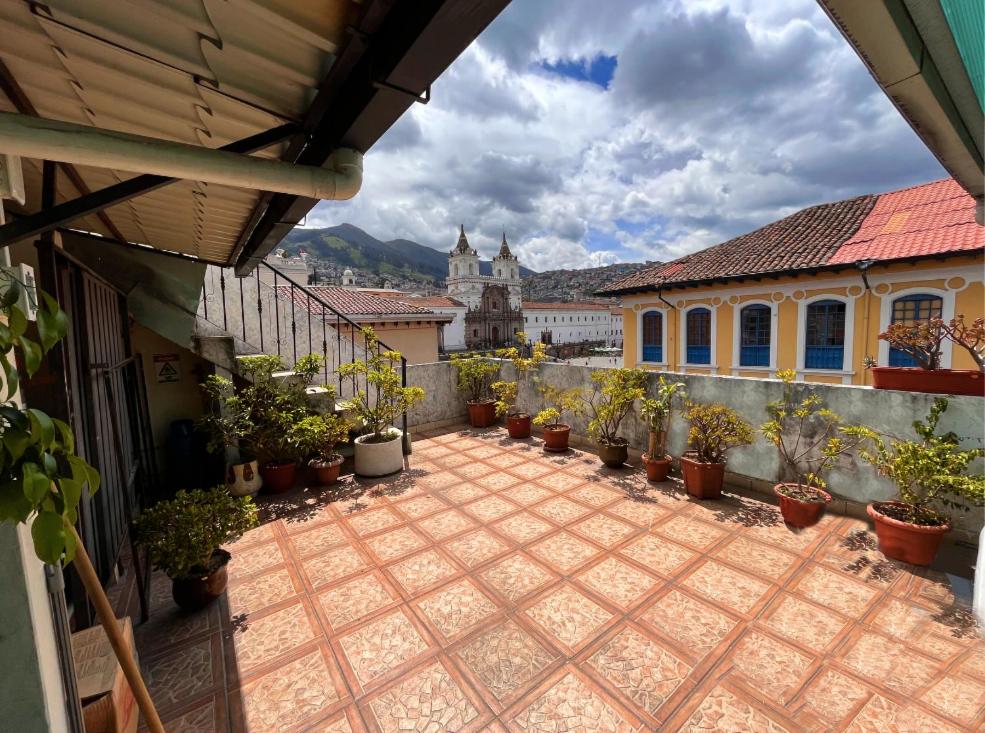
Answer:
top-left (522, 307), bottom-right (615, 345)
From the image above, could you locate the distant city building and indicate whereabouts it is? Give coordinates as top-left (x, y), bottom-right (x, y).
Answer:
top-left (522, 301), bottom-right (621, 347)
top-left (262, 249), bottom-right (311, 285)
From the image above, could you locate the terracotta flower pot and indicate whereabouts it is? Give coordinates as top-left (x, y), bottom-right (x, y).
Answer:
top-left (260, 460), bottom-right (297, 494)
top-left (867, 501), bottom-right (950, 566)
top-left (870, 366), bottom-right (985, 396)
top-left (542, 425), bottom-right (570, 452)
top-left (171, 549), bottom-right (230, 612)
top-left (774, 483), bottom-right (831, 528)
top-left (225, 459), bottom-right (262, 497)
top-left (467, 400), bottom-right (497, 427)
top-left (507, 414), bottom-right (532, 439)
top-left (680, 456), bottom-right (724, 499)
top-left (643, 454), bottom-right (671, 482)
top-left (309, 455), bottom-right (344, 486)
top-left (598, 439), bottom-right (629, 468)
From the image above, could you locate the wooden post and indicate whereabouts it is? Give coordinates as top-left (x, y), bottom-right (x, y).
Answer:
top-left (68, 525), bottom-right (165, 733)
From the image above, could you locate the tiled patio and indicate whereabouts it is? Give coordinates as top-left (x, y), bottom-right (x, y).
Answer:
top-left (129, 425), bottom-right (985, 732)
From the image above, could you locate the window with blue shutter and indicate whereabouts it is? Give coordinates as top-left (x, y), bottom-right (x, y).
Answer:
top-left (805, 300), bottom-right (846, 369)
top-left (686, 308), bottom-right (711, 364)
top-left (888, 294), bottom-right (943, 367)
top-left (642, 311), bottom-right (662, 362)
top-left (740, 304), bottom-right (771, 367)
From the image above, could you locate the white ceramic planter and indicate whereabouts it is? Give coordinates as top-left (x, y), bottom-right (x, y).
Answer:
top-left (353, 430), bottom-right (404, 477)
top-left (226, 460), bottom-right (262, 496)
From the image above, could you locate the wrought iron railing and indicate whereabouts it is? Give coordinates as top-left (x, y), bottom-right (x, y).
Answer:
top-left (197, 261), bottom-right (409, 446)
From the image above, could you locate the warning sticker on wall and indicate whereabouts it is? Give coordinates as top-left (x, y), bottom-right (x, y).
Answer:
top-left (154, 353), bottom-right (181, 383)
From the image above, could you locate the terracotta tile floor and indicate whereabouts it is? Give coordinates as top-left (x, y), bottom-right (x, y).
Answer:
top-left (132, 425), bottom-right (985, 732)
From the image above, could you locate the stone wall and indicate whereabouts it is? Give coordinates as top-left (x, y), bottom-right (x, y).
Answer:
top-left (406, 360), bottom-right (985, 539)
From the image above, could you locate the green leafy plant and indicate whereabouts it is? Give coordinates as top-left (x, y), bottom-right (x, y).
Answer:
top-left (844, 398), bottom-right (985, 525)
top-left (338, 327), bottom-right (424, 442)
top-left (584, 368), bottom-right (647, 446)
top-left (134, 487), bottom-right (258, 579)
top-left (0, 278), bottom-right (100, 564)
top-left (451, 352), bottom-right (500, 404)
top-left (639, 376), bottom-right (686, 461)
top-left (493, 332), bottom-right (547, 417)
top-left (878, 320), bottom-right (947, 370)
top-left (491, 380), bottom-right (518, 418)
top-left (761, 370), bottom-right (866, 493)
top-left (683, 401), bottom-right (754, 464)
top-left (532, 384), bottom-right (583, 429)
top-left (294, 413), bottom-right (350, 463)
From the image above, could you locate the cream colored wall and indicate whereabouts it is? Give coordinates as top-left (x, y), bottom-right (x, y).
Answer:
top-left (621, 256), bottom-right (984, 385)
top-left (353, 322), bottom-right (442, 365)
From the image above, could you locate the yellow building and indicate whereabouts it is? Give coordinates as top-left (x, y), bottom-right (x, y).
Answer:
top-left (601, 179), bottom-right (984, 385)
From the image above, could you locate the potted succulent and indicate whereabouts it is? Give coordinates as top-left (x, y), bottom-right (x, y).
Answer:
top-left (532, 384), bottom-right (583, 452)
top-left (452, 352), bottom-right (501, 427)
top-left (199, 373), bottom-right (262, 496)
top-left (584, 368), bottom-right (648, 468)
top-left (339, 328), bottom-right (425, 477)
top-left (639, 376), bottom-right (686, 482)
top-left (294, 414), bottom-right (350, 486)
top-left (871, 315), bottom-right (984, 396)
top-left (681, 402), bottom-right (754, 499)
top-left (493, 333), bottom-right (548, 438)
top-left (761, 370), bottom-right (866, 527)
top-left (134, 487), bottom-right (258, 611)
top-left (845, 398), bottom-right (984, 566)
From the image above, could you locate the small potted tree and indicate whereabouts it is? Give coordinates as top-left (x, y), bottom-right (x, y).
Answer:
top-left (339, 328), bottom-right (425, 477)
top-left (199, 373), bottom-right (261, 496)
top-left (134, 487), bottom-right (258, 611)
top-left (452, 353), bottom-right (501, 427)
top-left (492, 333), bottom-right (547, 438)
top-left (762, 371), bottom-right (866, 527)
top-left (532, 384), bottom-right (583, 452)
top-left (584, 368), bottom-right (648, 468)
top-left (639, 376), bottom-right (686, 482)
top-left (681, 402), bottom-right (754, 499)
top-left (846, 398), bottom-right (984, 565)
top-left (294, 414), bottom-right (350, 486)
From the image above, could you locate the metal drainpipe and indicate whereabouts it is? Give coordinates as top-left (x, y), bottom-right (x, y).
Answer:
top-left (855, 259), bottom-right (875, 385)
top-left (657, 288), bottom-right (675, 368)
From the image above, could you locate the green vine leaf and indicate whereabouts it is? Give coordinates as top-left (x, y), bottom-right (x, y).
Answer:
top-left (22, 462), bottom-right (50, 504)
top-left (31, 510), bottom-right (67, 564)
top-left (0, 278), bottom-right (20, 308)
top-left (0, 475), bottom-right (31, 523)
top-left (18, 336), bottom-right (42, 377)
top-left (27, 409), bottom-right (55, 448)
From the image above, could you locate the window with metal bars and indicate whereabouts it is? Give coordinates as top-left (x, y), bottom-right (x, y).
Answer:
top-left (642, 311), bottom-right (662, 362)
top-left (888, 294), bottom-right (943, 367)
top-left (686, 308), bottom-right (711, 364)
top-left (740, 304), bottom-right (771, 367)
top-left (805, 300), bottom-right (846, 369)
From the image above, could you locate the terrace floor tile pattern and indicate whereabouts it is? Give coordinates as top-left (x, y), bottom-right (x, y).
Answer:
top-left (130, 425), bottom-right (984, 732)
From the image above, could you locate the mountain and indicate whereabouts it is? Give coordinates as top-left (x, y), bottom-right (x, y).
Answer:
top-left (522, 262), bottom-right (657, 302)
top-left (283, 224), bottom-right (536, 284)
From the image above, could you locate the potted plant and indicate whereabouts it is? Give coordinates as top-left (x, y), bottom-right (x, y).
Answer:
top-left (452, 352), bottom-right (501, 427)
top-left (532, 384), bottom-right (583, 452)
top-left (681, 402), bottom-right (754, 499)
top-left (584, 368), bottom-right (648, 468)
top-left (493, 333), bottom-right (547, 438)
top-left (134, 487), bottom-right (258, 611)
top-left (639, 376), bottom-right (686, 481)
top-left (339, 328), bottom-right (425, 476)
top-left (199, 373), bottom-right (261, 496)
top-left (871, 316), bottom-right (984, 396)
top-left (761, 370), bottom-right (866, 527)
top-left (295, 413), bottom-right (350, 485)
top-left (845, 398), bottom-right (984, 565)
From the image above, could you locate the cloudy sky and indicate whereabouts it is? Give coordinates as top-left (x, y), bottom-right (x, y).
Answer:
top-left (305, 0), bottom-right (945, 272)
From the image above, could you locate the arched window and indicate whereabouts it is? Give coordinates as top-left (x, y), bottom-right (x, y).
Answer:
top-left (889, 294), bottom-right (943, 367)
top-left (805, 300), bottom-right (846, 369)
top-left (740, 304), bottom-right (771, 367)
top-left (686, 308), bottom-right (711, 364)
top-left (642, 311), bottom-right (662, 362)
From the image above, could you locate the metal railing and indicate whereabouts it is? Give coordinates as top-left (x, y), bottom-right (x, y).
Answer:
top-left (197, 261), bottom-right (409, 447)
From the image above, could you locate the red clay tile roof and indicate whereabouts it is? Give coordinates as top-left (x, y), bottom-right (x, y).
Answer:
top-left (373, 293), bottom-right (466, 308)
top-left (599, 178), bottom-right (983, 295)
top-left (278, 286), bottom-right (440, 317)
top-left (522, 301), bottom-right (611, 310)
top-left (827, 178), bottom-right (983, 264)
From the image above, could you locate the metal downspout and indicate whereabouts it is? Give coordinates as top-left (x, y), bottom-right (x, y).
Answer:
top-left (855, 259), bottom-right (875, 385)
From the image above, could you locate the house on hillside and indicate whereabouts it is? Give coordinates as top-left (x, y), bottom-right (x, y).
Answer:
top-left (599, 178), bottom-right (984, 385)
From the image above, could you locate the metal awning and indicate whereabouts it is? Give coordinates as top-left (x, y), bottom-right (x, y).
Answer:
top-left (0, 0), bottom-right (509, 270)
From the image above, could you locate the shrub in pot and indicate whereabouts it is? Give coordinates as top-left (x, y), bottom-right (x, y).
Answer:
top-left (198, 373), bottom-right (261, 496)
top-left (339, 328), bottom-right (424, 477)
top-left (871, 316), bottom-right (985, 396)
top-left (493, 333), bottom-right (547, 438)
top-left (761, 370), bottom-right (866, 527)
top-left (681, 402), bottom-right (754, 499)
top-left (845, 398), bottom-right (984, 566)
top-left (452, 353), bottom-right (501, 427)
top-left (585, 368), bottom-right (648, 468)
top-left (293, 414), bottom-right (349, 486)
top-left (639, 376), bottom-right (686, 482)
top-left (134, 487), bottom-right (258, 611)
top-left (533, 384), bottom-right (583, 452)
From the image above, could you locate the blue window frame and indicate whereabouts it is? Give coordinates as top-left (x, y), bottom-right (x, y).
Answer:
top-left (888, 294), bottom-right (943, 367)
top-left (805, 300), bottom-right (846, 369)
top-left (740, 304), bottom-right (771, 367)
top-left (642, 311), bottom-right (662, 362)
top-left (686, 308), bottom-right (711, 364)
